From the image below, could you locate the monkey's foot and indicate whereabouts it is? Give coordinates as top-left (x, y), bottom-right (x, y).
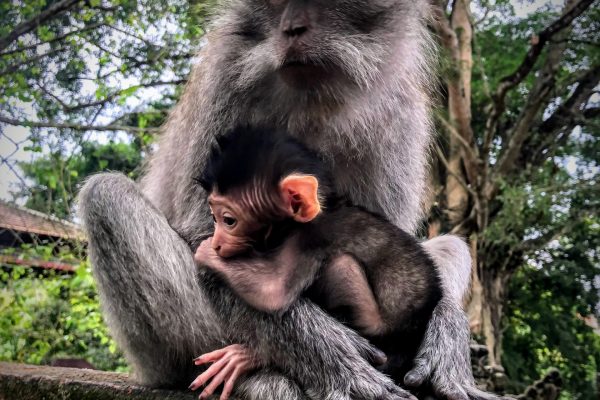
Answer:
top-left (404, 369), bottom-right (504, 400)
top-left (384, 385), bottom-right (418, 400)
top-left (190, 344), bottom-right (260, 400)
top-left (346, 371), bottom-right (417, 400)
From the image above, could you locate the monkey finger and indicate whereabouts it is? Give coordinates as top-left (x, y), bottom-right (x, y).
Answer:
top-left (219, 370), bottom-right (238, 400)
top-left (355, 340), bottom-right (388, 367)
top-left (435, 383), bottom-right (468, 400)
top-left (194, 238), bottom-right (215, 262)
top-left (199, 361), bottom-right (235, 399)
top-left (194, 351), bottom-right (226, 365)
top-left (403, 362), bottom-right (431, 388)
top-left (194, 344), bottom-right (242, 364)
top-left (367, 347), bottom-right (387, 366)
top-left (189, 357), bottom-right (229, 390)
top-left (220, 358), bottom-right (257, 400)
top-left (389, 387), bottom-right (418, 400)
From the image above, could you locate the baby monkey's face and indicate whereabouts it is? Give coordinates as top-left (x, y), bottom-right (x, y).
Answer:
top-left (208, 193), bottom-right (268, 258)
top-left (206, 174), bottom-right (322, 258)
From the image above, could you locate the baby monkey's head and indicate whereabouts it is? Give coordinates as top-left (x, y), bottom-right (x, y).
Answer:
top-left (197, 126), bottom-right (333, 258)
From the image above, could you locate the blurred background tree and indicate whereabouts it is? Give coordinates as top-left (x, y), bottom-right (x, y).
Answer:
top-left (428, 0), bottom-right (599, 396)
top-left (0, 0), bottom-right (597, 398)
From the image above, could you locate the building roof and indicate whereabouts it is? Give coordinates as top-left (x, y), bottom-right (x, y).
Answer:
top-left (0, 202), bottom-right (84, 241)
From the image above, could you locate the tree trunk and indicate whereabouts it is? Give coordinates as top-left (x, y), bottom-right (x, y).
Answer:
top-left (444, 0), bottom-right (474, 225)
top-left (480, 263), bottom-right (507, 366)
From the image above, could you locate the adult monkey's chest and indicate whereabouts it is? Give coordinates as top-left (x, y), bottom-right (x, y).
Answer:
top-left (287, 123), bottom-right (381, 215)
top-left (248, 105), bottom-right (384, 215)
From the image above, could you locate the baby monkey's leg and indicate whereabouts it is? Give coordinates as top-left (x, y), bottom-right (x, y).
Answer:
top-left (316, 254), bottom-right (386, 337)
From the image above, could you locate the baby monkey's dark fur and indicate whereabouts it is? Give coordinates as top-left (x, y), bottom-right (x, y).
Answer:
top-left (197, 126), bottom-right (442, 380)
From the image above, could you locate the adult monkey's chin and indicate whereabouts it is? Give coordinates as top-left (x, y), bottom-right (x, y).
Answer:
top-left (278, 61), bottom-right (332, 90)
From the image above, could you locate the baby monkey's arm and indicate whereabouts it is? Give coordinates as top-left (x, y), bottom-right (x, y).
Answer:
top-left (191, 236), bottom-right (322, 400)
top-left (195, 236), bottom-right (320, 314)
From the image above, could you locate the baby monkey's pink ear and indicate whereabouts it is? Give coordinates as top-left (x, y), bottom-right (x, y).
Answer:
top-left (279, 174), bottom-right (321, 222)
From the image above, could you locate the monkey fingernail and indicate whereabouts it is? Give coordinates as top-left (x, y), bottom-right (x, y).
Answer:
top-left (372, 349), bottom-right (387, 365)
top-left (403, 372), bottom-right (423, 387)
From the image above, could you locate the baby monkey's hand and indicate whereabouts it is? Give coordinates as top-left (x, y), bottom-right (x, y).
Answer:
top-left (194, 237), bottom-right (226, 272)
top-left (195, 237), bottom-right (216, 262)
top-left (190, 344), bottom-right (261, 400)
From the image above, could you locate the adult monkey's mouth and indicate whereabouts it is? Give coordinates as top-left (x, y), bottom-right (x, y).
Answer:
top-left (278, 57), bottom-right (333, 89)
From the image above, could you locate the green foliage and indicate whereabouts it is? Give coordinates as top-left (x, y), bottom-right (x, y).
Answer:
top-left (0, 245), bottom-right (127, 371)
top-left (0, 0), bottom-right (217, 375)
top-left (503, 216), bottom-right (600, 399)
top-left (471, 2), bottom-right (600, 153)
top-left (467, 2), bottom-right (600, 396)
top-left (483, 113), bottom-right (599, 398)
top-left (16, 140), bottom-right (143, 218)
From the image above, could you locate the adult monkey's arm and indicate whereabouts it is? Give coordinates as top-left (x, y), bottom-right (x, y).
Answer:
top-left (79, 173), bottom-right (409, 400)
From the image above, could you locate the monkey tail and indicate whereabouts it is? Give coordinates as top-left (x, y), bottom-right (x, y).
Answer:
top-left (421, 235), bottom-right (472, 303)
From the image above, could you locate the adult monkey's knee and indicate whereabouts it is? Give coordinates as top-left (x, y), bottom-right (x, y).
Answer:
top-left (78, 172), bottom-right (144, 226)
top-left (406, 236), bottom-right (500, 400)
top-left (77, 172), bottom-right (214, 388)
top-left (422, 235), bottom-right (472, 303)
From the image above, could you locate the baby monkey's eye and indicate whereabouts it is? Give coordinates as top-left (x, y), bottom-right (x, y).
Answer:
top-left (223, 216), bottom-right (237, 227)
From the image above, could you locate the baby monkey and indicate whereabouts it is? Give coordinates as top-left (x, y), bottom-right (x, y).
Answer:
top-left (191, 126), bottom-right (442, 398)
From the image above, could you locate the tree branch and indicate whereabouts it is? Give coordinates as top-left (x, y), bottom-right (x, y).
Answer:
top-left (524, 65), bottom-right (600, 168)
top-left (493, 0), bottom-right (594, 100)
top-left (0, 0), bottom-right (82, 53)
top-left (538, 65), bottom-right (600, 134)
top-left (64, 80), bottom-right (185, 112)
top-left (0, 115), bottom-right (159, 134)
top-left (106, 24), bottom-right (156, 48)
top-left (517, 206), bottom-right (597, 253)
top-left (96, 51), bottom-right (193, 80)
top-left (482, 0), bottom-right (595, 163)
top-left (434, 143), bottom-right (477, 198)
top-left (0, 47), bottom-right (67, 76)
top-left (473, 6), bottom-right (491, 27)
top-left (487, 0), bottom-right (593, 198)
top-left (583, 107), bottom-right (600, 120)
top-left (436, 113), bottom-right (480, 160)
top-left (36, 82), bottom-right (70, 111)
top-left (0, 22), bottom-right (104, 57)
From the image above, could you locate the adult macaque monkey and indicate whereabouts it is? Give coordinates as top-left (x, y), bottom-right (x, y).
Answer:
top-left (79, 0), bottom-right (484, 399)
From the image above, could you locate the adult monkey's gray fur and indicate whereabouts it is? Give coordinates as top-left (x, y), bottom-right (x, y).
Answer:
top-left (79, 0), bottom-right (496, 399)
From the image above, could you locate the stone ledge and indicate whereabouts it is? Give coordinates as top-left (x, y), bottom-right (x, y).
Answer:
top-left (0, 362), bottom-right (201, 400)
